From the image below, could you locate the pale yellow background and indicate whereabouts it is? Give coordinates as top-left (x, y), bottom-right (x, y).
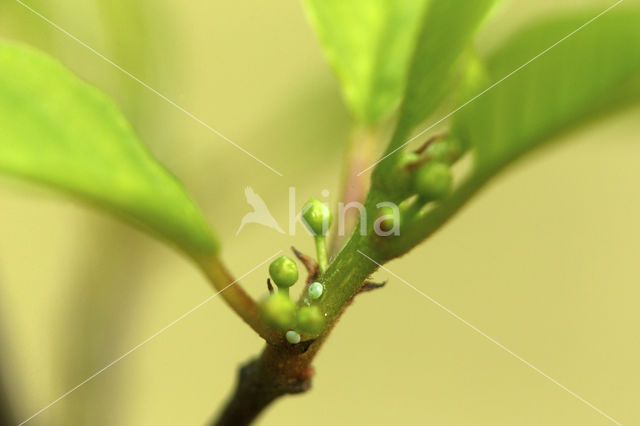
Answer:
top-left (0, 0), bottom-right (638, 425)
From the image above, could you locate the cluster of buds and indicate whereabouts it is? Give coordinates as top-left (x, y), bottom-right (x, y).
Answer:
top-left (260, 198), bottom-right (333, 344)
top-left (378, 137), bottom-right (460, 227)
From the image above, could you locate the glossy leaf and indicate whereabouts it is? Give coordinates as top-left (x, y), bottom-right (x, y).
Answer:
top-left (303, 0), bottom-right (429, 124)
top-left (0, 41), bottom-right (218, 254)
top-left (452, 8), bottom-right (640, 173)
top-left (387, 0), bottom-right (497, 151)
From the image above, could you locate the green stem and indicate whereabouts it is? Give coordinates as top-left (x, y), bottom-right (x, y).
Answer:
top-left (212, 233), bottom-right (378, 426)
top-left (402, 196), bottom-right (425, 220)
top-left (328, 126), bottom-right (379, 256)
top-left (278, 287), bottom-right (290, 297)
top-left (195, 254), bottom-right (281, 344)
top-left (314, 235), bottom-right (328, 275)
top-left (212, 168), bottom-right (494, 425)
top-left (212, 157), bottom-right (495, 425)
top-left (385, 170), bottom-right (491, 260)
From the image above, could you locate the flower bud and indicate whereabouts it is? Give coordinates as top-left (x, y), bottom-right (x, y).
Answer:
top-left (260, 292), bottom-right (296, 330)
top-left (376, 205), bottom-right (399, 234)
top-left (307, 282), bottom-right (324, 300)
top-left (296, 305), bottom-right (324, 334)
top-left (302, 198), bottom-right (332, 236)
top-left (388, 152), bottom-right (420, 196)
top-left (414, 162), bottom-right (452, 201)
top-left (425, 139), bottom-right (462, 164)
top-left (268, 256), bottom-right (299, 289)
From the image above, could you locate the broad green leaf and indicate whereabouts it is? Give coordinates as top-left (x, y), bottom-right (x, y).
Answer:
top-left (0, 41), bottom-right (218, 254)
top-left (452, 8), bottom-right (640, 173)
top-left (387, 0), bottom-right (497, 151)
top-left (303, 0), bottom-right (429, 124)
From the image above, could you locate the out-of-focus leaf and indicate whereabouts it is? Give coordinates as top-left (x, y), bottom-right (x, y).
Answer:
top-left (452, 8), bottom-right (640, 173)
top-left (387, 0), bottom-right (497, 151)
top-left (0, 41), bottom-right (218, 254)
top-left (303, 0), bottom-right (429, 124)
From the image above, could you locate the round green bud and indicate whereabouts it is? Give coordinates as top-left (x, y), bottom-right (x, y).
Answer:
top-left (426, 139), bottom-right (462, 164)
top-left (260, 292), bottom-right (296, 330)
top-left (302, 198), bottom-right (332, 236)
top-left (285, 330), bottom-right (301, 344)
top-left (296, 306), bottom-right (324, 334)
top-left (414, 162), bottom-right (452, 201)
top-left (388, 152), bottom-right (420, 196)
top-left (308, 282), bottom-right (324, 300)
top-left (377, 205), bottom-right (398, 233)
top-left (426, 141), bottom-right (450, 163)
top-left (269, 256), bottom-right (299, 289)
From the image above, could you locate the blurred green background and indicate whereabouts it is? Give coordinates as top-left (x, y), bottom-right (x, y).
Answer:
top-left (0, 0), bottom-right (638, 424)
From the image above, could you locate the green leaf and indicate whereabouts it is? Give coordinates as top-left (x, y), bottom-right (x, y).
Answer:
top-left (452, 8), bottom-right (640, 174)
top-left (303, 0), bottom-right (429, 124)
top-left (387, 0), bottom-right (497, 151)
top-left (0, 41), bottom-right (218, 254)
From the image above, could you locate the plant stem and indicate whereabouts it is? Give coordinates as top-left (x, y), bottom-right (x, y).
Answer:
top-left (402, 196), bottom-right (425, 220)
top-left (195, 254), bottom-right (281, 344)
top-left (384, 170), bottom-right (492, 260)
top-left (212, 345), bottom-right (313, 426)
top-left (212, 232), bottom-right (379, 425)
top-left (314, 235), bottom-right (328, 275)
top-left (328, 126), bottom-right (379, 256)
top-left (210, 165), bottom-right (494, 424)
